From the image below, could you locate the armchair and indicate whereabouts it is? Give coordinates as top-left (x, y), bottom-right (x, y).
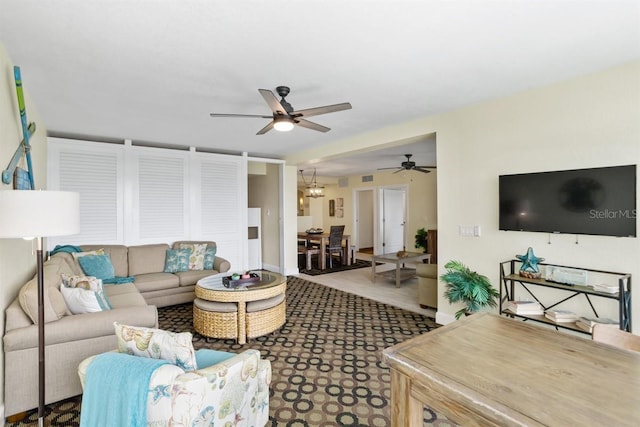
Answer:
top-left (78, 348), bottom-right (271, 426)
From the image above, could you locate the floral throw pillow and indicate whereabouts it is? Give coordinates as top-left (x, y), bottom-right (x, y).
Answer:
top-left (113, 322), bottom-right (197, 371)
top-left (163, 248), bottom-right (191, 273)
top-left (203, 246), bottom-right (217, 270)
top-left (178, 243), bottom-right (207, 270)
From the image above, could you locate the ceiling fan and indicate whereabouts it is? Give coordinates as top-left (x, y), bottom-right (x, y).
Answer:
top-left (377, 154), bottom-right (436, 174)
top-left (209, 86), bottom-right (352, 135)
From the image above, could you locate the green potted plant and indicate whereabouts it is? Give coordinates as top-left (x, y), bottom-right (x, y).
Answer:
top-left (414, 228), bottom-right (428, 253)
top-left (440, 260), bottom-right (499, 319)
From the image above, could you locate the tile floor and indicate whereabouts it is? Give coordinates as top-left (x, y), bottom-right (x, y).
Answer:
top-left (296, 252), bottom-right (437, 319)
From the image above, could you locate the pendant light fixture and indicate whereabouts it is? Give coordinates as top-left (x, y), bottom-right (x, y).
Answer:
top-left (299, 169), bottom-right (325, 198)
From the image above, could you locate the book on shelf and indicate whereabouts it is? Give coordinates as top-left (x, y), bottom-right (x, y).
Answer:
top-left (544, 309), bottom-right (578, 323)
top-left (590, 283), bottom-right (619, 294)
top-left (505, 300), bottom-right (544, 315)
top-left (575, 316), bottom-right (619, 333)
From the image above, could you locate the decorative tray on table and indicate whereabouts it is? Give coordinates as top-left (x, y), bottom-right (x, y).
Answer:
top-left (305, 228), bottom-right (324, 234)
top-left (223, 272), bottom-right (260, 288)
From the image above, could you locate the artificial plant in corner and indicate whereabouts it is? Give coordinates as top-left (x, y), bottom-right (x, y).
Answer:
top-left (440, 260), bottom-right (500, 319)
top-left (414, 228), bottom-right (428, 253)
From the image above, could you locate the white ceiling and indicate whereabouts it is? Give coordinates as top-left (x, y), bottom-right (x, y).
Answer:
top-left (1, 1), bottom-right (638, 177)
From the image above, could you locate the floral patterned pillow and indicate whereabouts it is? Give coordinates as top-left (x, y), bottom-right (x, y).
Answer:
top-left (178, 243), bottom-right (207, 270)
top-left (163, 248), bottom-right (191, 273)
top-left (113, 322), bottom-right (197, 371)
top-left (203, 246), bottom-right (217, 270)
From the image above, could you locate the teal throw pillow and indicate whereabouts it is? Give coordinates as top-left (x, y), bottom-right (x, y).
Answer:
top-left (164, 248), bottom-right (191, 273)
top-left (195, 349), bottom-right (234, 369)
top-left (203, 247), bottom-right (217, 270)
top-left (78, 254), bottom-right (116, 280)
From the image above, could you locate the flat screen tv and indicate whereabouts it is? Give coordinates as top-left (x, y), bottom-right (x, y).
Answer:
top-left (499, 165), bottom-right (636, 237)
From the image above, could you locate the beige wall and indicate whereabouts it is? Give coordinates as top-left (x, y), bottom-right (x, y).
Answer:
top-left (0, 43), bottom-right (48, 410)
top-left (248, 162), bottom-right (281, 269)
top-left (286, 60), bottom-right (640, 330)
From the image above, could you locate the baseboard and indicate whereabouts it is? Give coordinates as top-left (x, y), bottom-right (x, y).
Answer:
top-left (436, 310), bottom-right (456, 326)
top-left (261, 262), bottom-right (285, 275)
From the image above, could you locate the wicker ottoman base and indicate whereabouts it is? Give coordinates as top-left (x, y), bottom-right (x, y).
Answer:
top-left (193, 300), bottom-right (238, 339)
top-left (247, 299), bottom-right (286, 339)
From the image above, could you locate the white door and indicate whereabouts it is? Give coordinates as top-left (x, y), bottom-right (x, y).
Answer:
top-left (382, 188), bottom-right (406, 253)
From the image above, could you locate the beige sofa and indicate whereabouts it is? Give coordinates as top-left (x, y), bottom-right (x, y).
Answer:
top-left (3, 241), bottom-right (230, 417)
top-left (80, 242), bottom-right (230, 308)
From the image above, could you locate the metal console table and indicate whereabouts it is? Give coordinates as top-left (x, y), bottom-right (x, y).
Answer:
top-left (499, 260), bottom-right (631, 333)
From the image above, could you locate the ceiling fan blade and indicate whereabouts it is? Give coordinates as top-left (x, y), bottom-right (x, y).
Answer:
top-left (413, 167), bottom-right (432, 174)
top-left (292, 102), bottom-right (352, 118)
top-left (296, 119), bottom-right (330, 132)
top-left (210, 113), bottom-right (273, 118)
top-left (256, 120), bottom-right (275, 135)
top-left (259, 89), bottom-right (288, 115)
top-left (392, 169), bottom-right (404, 174)
top-left (377, 167), bottom-right (402, 171)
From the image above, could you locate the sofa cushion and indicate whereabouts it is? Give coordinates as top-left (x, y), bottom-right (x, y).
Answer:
top-left (175, 270), bottom-right (219, 286)
top-left (18, 261), bottom-right (71, 324)
top-left (128, 244), bottom-right (169, 276)
top-left (114, 323), bottom-right (197, 371)
top-left (163, 248), bottom-right (191, 273)
top-left (104, 283), bottom-right (149, 308)
top-left (133, 272), bottom-right (179, 293)
top-left (52, 252), bottom-right (85, 276)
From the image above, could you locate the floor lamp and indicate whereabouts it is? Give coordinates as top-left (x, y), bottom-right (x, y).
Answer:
top-left (0, 190), bottom-right (79, 427)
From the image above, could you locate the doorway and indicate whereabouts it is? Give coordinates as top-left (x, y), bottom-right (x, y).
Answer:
top-left (380, 187), bottom-right (407, 253)
top-left (353, 185), bottom-right (408, 255)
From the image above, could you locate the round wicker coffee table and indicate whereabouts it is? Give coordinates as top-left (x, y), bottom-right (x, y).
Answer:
top-left (194, 271), bottom-right (286, 344)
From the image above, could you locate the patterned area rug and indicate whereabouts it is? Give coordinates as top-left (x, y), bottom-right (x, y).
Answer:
top-left (299, 258), bottom-right (373, 275)
top-left (7, 277), bottom-right (456, 426)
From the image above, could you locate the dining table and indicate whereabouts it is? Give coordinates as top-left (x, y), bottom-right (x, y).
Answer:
top-left (297, 231), bottom-right (351, 270)
top-left (382, 312), bottom-right (640, 427)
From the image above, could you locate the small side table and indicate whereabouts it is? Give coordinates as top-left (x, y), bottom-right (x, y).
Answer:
top-left (372, 252), bottom-right (430, 288)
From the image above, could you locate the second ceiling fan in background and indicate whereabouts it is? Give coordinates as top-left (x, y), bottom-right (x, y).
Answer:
top-left (378, 154), bottom-right (436, 174)
top-left (210, 86), bottom-right (352, 135)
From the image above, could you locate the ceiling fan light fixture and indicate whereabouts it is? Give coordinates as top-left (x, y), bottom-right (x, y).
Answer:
top-left (273, 117), bottom-right (295, 132)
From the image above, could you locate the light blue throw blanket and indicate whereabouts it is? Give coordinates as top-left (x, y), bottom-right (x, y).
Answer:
top-left (80, 352), bottom-right (169, 427)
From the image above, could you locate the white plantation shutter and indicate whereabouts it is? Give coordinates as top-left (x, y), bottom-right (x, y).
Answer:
top-left (200, 155), bottom-right (245, 269)
top-left (47, 139), bottom-right (248, 269)
top-left (47, 139), bottom-right (123, 246)
top-left (137, 154), bottom-right (186, 239)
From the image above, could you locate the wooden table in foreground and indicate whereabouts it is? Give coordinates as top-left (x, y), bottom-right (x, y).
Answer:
top-left (371, 251), bottom-right (430, 287)
top-left (382, 312), bottom-right (640, 427)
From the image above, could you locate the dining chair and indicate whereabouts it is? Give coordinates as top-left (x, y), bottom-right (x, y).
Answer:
top-left (592, 324), bottom-right (640, 352)
top-left (326, 225), bottom-right (346, 269)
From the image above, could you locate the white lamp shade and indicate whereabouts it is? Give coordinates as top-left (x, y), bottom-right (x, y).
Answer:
top-left (0, 190), bottom-right (80, 238)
